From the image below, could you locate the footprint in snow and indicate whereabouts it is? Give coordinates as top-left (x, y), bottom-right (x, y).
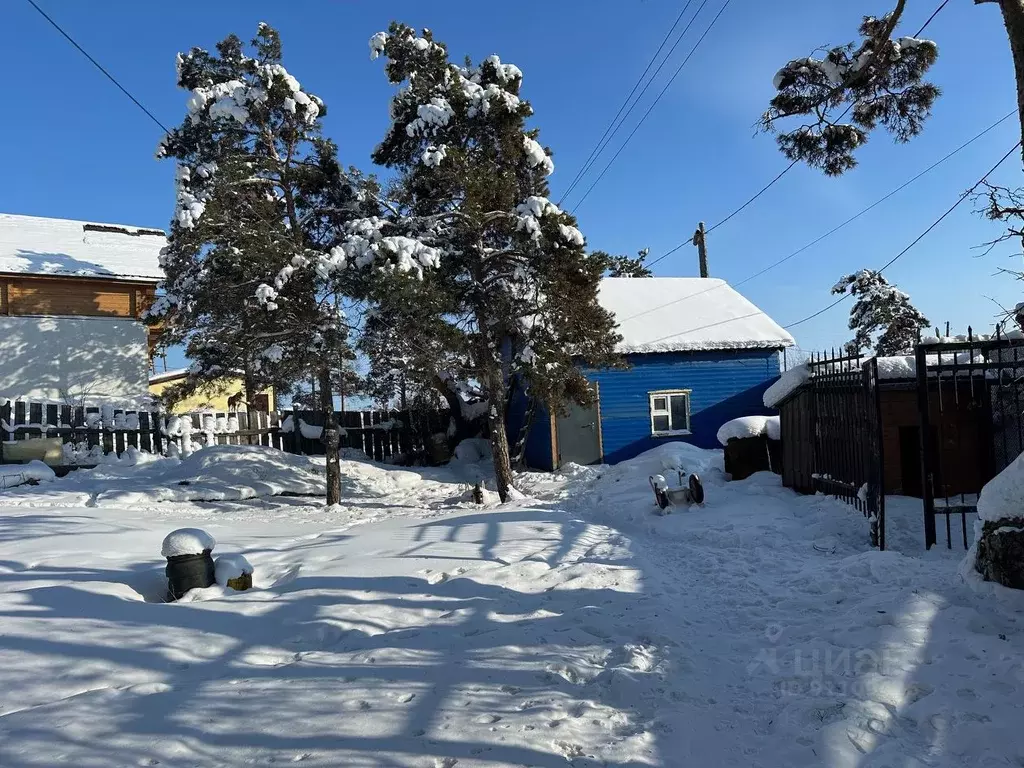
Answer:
top-left (554, 741), bottom-right (585, 759)
top-left (427, 571), bottom-right (449, 585)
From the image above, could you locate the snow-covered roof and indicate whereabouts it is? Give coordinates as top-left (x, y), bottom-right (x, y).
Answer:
top-left (149, 368), bottom-right (189, 385)
top-left (599, 278), bottom-right (795, 354)
top-left (763, 364), bottom-right (810, 408)
top-left (0, 213), bottom-right (165, 282)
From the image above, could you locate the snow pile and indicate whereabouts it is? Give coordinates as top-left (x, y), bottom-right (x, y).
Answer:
top-left (453, 437), bottom-right (492, 464)
top-left (876, 350), bottom-right (977, 379)
top-left (17, 445), bottom-right (328, 507)
top-left (765, 415), bottom-right (780, 440)
top-left (763, 364), bottom-right (810, 407)
top-left (977, 452), bottom-right (1024, 523)
top-left (161, 527), bottom-right (216, 557)
top-left (716, 415), bottom-right (776, 446)
top-left (214, 553), bottom-right (253, 586)
top-left (0, 460), bottom-right (55, 489)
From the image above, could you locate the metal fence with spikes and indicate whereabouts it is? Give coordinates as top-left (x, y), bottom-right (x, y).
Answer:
top-left (915, 325), bottom-right (1024, 549)
top-left (805, 349), bottom-right (886, 549)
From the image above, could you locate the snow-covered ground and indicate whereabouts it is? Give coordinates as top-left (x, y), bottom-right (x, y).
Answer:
top-left (0, 444), bottom-right (1021, 766)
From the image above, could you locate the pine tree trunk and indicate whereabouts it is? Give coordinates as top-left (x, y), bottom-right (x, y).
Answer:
top-left (987, 0), bottom-right (1024, 163)
top-left (318, 367), bottom-right (341, 506)
top-left (488, 384), bottom-right (514, 503)
top-left (244, 369), bottom-right (258, 412)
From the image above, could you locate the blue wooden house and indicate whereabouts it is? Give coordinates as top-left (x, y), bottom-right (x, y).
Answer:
top-left (511, 277), bottom-right (794, 469)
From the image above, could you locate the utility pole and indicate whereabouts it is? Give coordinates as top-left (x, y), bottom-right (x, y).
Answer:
top-left (692, 221), bottom-right (709, 278)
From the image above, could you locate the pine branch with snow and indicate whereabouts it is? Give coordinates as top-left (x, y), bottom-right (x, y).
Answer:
top-left (761, 3), bottom-right (939, 175)
top-left (832, 269), bottom-right (930, 356)
top-left (595, 248), bottom-right (653, 278)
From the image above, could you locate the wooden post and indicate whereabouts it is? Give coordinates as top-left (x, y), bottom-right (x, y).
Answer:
top-left (692, 221), bottom-right (709, 278)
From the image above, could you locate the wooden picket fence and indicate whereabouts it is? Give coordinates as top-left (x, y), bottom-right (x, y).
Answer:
top-left (0, 399), bottom-right (451, 466)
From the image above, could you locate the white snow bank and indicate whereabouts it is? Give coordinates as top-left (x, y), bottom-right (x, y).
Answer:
top-left (766, 415), bottom-right (780, 440)
top-left (977, 451), bottom-right (1024, 523)
top-left (298, 419), bottom-right (323, 441)
top-left (0, 460), bottom-right (55, 489)
top-left (453, 437), bottom-right (492, 463)
top-left (161, 527), bottom-right (216, 557)
top-left (716, 416), bottom-right (776, 446)
top-left (763, 364), bottom-right (809, 407)
top-left (35, 445), bottom-right (327, 507)
top-left (214, 554), bottom-right (253, 585)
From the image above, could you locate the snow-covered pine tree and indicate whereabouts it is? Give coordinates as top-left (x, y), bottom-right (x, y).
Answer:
top-left (149, 24), bottom-right (397, 504)
top-left (596, 248), bottom-right (653, 277)
top-left (356, 24), bottom-right (622, 500)
top-left (832, 269), bottom-right (930, 355)
top-left (761, 2), bottom-right (940, 175)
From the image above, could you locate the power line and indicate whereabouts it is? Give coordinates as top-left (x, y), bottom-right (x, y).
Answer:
top-left (915, 0), bottom-right (951, 36)
top-left (618, 109), bottom-right (1017, 324)
top-left (558, 0), bottom-right (700, 205)
top-left (784, 139), bottom-right (1022, 330)
top-left (646, 0), bottom-right (955, 269)
top-left (571, 0), bottom-right (733, 212)
top-left (643, 156), bottom-right (802, 270)
top-left (24, 0), bottom-right (170, 133)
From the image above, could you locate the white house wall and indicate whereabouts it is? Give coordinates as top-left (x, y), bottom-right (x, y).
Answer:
top-left (0, 316), bottom-right (151, 405)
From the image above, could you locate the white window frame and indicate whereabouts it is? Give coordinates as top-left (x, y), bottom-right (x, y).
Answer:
top-left (649, 389), bottom-right (691, 437)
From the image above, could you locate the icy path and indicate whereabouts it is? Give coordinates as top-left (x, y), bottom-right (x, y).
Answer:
top-left (549, 445), bottom-right (1024, 766)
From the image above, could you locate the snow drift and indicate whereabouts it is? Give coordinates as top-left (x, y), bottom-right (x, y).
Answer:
top-left (20, 445), bottom-right (327, 506)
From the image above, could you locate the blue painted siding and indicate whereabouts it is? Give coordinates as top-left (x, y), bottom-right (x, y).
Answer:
top-left (585, 349), bottom-right (781, 464)
top-left (506, 382), bottom-right (556, 470)
top-left (523, 399), bottom-right (554, 470)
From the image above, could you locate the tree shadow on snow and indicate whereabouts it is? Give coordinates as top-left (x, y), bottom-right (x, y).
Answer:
top-left (0, 507), bottom-right (662, 767)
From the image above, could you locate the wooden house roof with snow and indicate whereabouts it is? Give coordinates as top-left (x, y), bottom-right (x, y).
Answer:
top-left (0, 213), bottom-right (165, 283)
top-left (598, 277), bottom-right (795, 354)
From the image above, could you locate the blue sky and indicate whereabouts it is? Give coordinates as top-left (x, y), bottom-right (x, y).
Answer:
top-left (3, 0), bottom-right (1023, 365)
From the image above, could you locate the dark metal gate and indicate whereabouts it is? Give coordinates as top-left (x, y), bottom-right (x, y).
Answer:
top-left (810, 353), bottom-right (886, 549)
top-left (916, 327), bottom-right (1024, 549)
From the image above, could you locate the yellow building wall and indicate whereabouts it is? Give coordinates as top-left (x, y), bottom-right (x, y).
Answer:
top-left (149, 375), bottom-right (275, 415)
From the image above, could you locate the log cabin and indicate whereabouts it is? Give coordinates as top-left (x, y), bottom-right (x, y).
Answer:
top-left (0, 212), bottom-right (165, 405)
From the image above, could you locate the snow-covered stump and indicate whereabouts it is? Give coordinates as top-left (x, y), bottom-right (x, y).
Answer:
top-left (215, 554), bottom-right (254, 591)
top-left (972, 452), bottom-right (1024, 590)
top-left (161, 528), bottom-right (216, 601)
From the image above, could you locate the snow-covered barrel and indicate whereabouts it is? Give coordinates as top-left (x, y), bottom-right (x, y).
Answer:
top-left (716, 416), bottom-right (778, 481)
top-left (162, 528), bottom-right (216, 600)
